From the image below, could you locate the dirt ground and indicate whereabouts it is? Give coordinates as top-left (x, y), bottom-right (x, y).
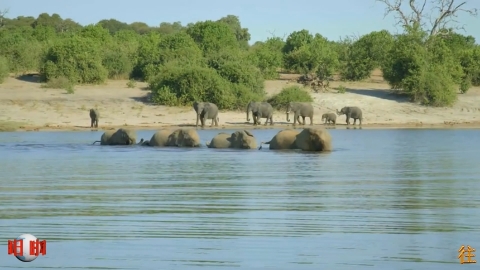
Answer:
top-left (1, 69), bottom-right (480, 132)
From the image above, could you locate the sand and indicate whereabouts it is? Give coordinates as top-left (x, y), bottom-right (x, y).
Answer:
top-left (1, 70), bottom-right (480, 132)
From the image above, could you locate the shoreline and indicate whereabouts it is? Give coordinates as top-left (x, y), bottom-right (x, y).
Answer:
top-left (8, 121), bottom-right (480, 132)
top-left (1, 72), bottom-right (480, 133)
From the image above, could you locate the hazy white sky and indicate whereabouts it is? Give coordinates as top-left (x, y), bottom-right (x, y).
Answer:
top-left (2, 0), bottom-right (479, 43)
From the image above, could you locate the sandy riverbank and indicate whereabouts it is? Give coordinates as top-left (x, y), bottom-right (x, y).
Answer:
top-left (1, 71), bottom-right (480, 132)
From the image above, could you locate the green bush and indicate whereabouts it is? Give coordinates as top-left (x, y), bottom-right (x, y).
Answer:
top-left (267, 86), bottom-right (313, 110)
top-left (149, 62), bottom-right (235, 109)
top-left (382, 27), bottom-right (460, 106)
top-left (40, 36), bottom-right (108, 84)
top-left (0, 56), bottom-right (9, 83)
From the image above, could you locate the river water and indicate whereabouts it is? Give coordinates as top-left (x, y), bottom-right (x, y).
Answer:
top-left (0, 128), bottom-right (479, 270)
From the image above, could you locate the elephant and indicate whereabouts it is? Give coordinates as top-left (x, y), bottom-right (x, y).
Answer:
top-left (193, 101), bottom-right (219, 128)
top-left (206, 130), bottom-right (257, 149)
top-left (149, 129), bottom-right (201, 147)
top-left (286, 102), bottom-right (314, 126)
top-left (89, 109), bottom-right (99, 128)
top-left (321, 113), bottom-right (336, 125)
top-left (336, 106), bottom-right (363, 125)
top-left (92, 128), bottom-right (137, 145)
top-left (259, 129), bottom-right (301, 150)
top-left (246, 101), bottom-right (274, 126)
top-left (295, 128), bottom-right (332, 152)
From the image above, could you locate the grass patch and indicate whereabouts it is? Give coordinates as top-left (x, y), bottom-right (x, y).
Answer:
top-left (267, 86), bottom-right (313, 110)
top-left (41, 77), bottom-right (75, 94)
top-left (336, 85), bottom-right (347, 93)
top-left (127, 79), bottom-right (137, 88)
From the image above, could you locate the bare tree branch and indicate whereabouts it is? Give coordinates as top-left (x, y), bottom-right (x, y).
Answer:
top-left (0, 8), bottom-right (10, 28)
top-left (376, 0), bottom-right (478, 36)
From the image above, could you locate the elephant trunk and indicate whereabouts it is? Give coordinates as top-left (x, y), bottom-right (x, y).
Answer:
top-left (286, 112), bottom-right (290, 122)
top-left (246, 107), bottom-right (250, 122)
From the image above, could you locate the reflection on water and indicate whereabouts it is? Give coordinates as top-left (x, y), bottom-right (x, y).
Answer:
top-left (1, 128), bottom-right (480, 269)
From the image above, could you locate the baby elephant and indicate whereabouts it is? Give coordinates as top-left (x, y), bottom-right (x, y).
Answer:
top-left (89, 109), bottom-right (99, 128)
top-left (321, 113), bottom-right (336, 125)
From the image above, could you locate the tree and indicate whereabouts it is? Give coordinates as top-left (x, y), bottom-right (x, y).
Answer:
top-left (284, 34), bottom-right (339, 89)
top-left (376, 0), bottom-right (478, 36)
top-left (186, 20), bottom-right (239, 56)
top-left (341, 30), bottom-right (394, 81)
top-left (217, 15), bottom-right (251, 49)
top-left (377, 0), bottom-right (478, 104)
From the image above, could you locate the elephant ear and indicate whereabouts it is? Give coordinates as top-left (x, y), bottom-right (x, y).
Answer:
top-left (243, 130), bottom-right (254, 137)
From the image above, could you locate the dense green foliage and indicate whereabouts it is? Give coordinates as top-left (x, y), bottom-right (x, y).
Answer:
top-left (268, 86), bottom-right (314, 110)
top-left (0, 10), bottom-right (479, 108)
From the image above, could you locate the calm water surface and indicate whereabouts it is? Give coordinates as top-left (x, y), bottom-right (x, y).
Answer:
top-left (0, 128), bottom-right (479, 270)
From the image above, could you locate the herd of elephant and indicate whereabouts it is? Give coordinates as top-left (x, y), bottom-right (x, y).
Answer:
top-left (88, 101), bottom-right (364, 129)
top-left (92, 127), bottom-right (333, 152)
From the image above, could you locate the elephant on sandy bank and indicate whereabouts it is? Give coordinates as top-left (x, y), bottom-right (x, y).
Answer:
top-left (336, 106), bottom-right (363, 125)
top-left (246, 101), bottom-right (274, 126)
top-left (193, 101), bottom-right (219, 128)
top-left (206, 130), bottom-right (257, 149)
top-left (149, 128), bottom-right (201, 147)
top-left (259, 128), bottom-right (332, 152)
top-left (89, 109), bottom-right (99, 128)
top-left (322, 113), bottom-right (336, 125)
top-left (286, 102), bottom-right (314, 126)
top-left (92, 128), bottom-right (137, 145)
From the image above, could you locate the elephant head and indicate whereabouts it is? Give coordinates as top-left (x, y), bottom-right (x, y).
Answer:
top-left (286, 102), bottom-right (293, 122)
top-left (229, 130), bottom-right (257, 149)
top-left (246, 101), bottom-right (255, 122)
top-left (336, 107), bottom-right (347, 116)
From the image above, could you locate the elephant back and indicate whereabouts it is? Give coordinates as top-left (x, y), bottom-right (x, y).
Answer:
top-left (295, 128), bottom-right (332, 152)
top-left (166, 129), bottom-right (201, 147)
top-left (150, 129), bottom-right (174, 147)
top-left (111, 128), bottom-right (137, 145)
top-left (269, 129), bottom-right (300, 149)
top-left (207, 133), bottom-right (231, 148)
top-left (100, 130), bottom-right (116, 145)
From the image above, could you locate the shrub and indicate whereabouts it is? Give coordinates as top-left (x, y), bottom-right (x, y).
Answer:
top-left (0, 56), bottom-right (9, 83)
top-left (267, 86), bottom-right (313, 110)
top-left (126, 79), bottom-right (137, 88)
top-left (382, 28), bottom-right (460, 106)
top-left (149, 62), bottom-right (236, 109)
top-left (40, 36), bottom-right (108, 84)
top-left (336, 85), bottom-right (346, 93)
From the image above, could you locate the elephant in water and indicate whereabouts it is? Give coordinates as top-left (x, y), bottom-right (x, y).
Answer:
top-left (193, 101), bottom-right (219, 128)
top-left (149, 128), bottom-right (201, 147)
top-left (92, 128), bottom-right (137, 145)
top-left (206, 130), bottom-right (257, 149)
top-left (295, 128), bottom-right (332, 152)
top-left (286, 102), bottom-right (314, 126)
top-left (246, 101), bottom-right (274, 126)
top-left (336, 106), bottom-right (363, 125)
top-left (259, 129), bottom-right (301, 150)
top-left (259, 128), bottom-right (332, 152)
top-left (89, 109), bottom-right (99, 128)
